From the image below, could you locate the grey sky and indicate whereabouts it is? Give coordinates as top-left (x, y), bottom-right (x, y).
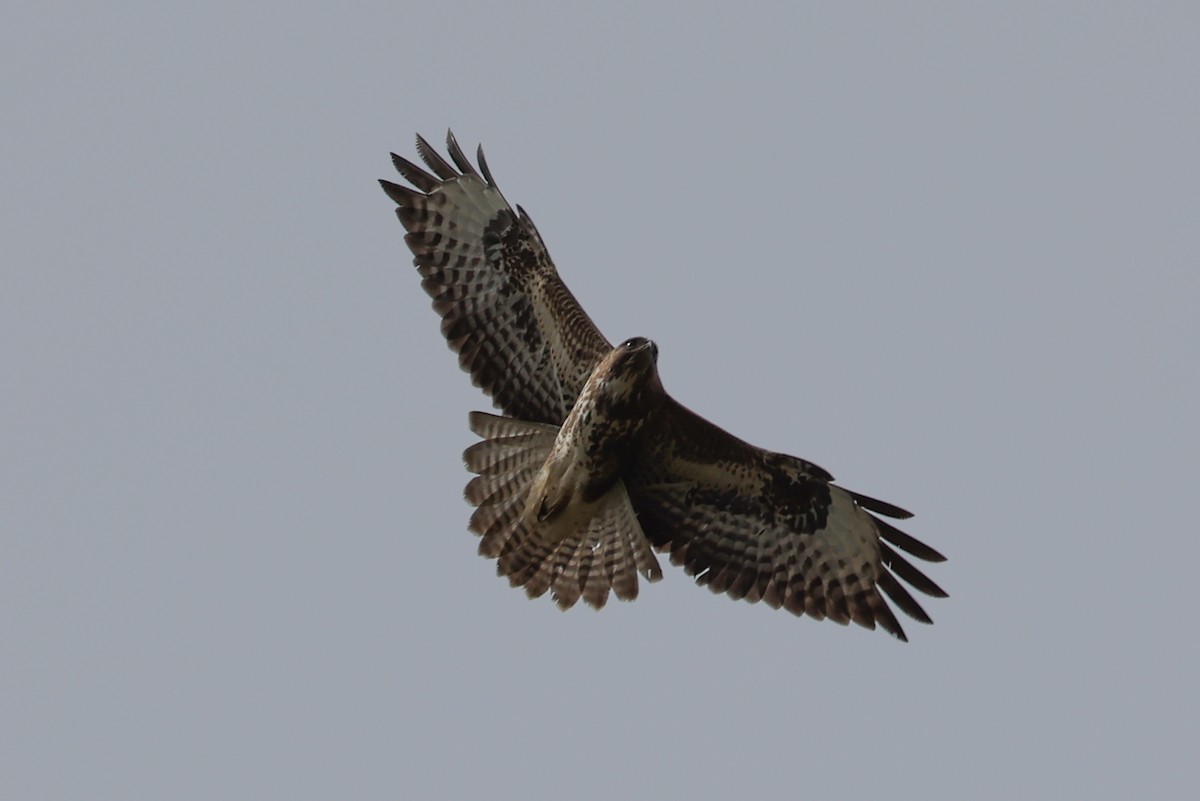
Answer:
top-left (3, 2), bottom-right (1197, 798)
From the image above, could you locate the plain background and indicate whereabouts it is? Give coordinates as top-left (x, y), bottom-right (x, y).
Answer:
top-left (4, 2), bottom-right (1198, 798)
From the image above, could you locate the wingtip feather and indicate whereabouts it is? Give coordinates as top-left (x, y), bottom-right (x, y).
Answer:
top-left (445, 130), bottom-right (481, 179)
top-left (476, 144), bottom-right (497, 188)
top-left (390, 152), bottom-right (439, 192)
top-left (875, 517), bottom-right (948, 563)
top-left (415, 133), bottom-right (459, 180)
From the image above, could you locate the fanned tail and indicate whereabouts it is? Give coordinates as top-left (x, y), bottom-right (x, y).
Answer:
top-left (463, 412), bottom-right (662, 610)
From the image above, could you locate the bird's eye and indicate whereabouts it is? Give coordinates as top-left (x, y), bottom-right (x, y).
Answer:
top-left (622, 337), bottom-right (645, 349)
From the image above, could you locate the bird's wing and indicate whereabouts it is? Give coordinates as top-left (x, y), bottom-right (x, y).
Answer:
top-left (626, 399), bottom-right (948, 641)
top-left (380, 131), bottom-right (612, 425)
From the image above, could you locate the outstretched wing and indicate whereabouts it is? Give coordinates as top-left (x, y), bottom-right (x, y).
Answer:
top-left (626, 400), bottom-right (947, 641)
top-left (380, 132), bottom-right (611, 425)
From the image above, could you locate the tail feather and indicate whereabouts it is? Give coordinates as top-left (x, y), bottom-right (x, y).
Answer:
top-left (465, 463), bottom-right (541, 506)
top-left (550, 536), bottom-right (590, 609)
top-left (463, 411), bottom-right (662, 610)
top-left (497, 488), bottom-right (659, 608)
top-left (581, 540), bottom-right (612, 609)
top-left (472, 492), bottom-right (528, 558)
top-left (463, 435), bottom-right (549, 477)
top-left (463, 411), bottom-right (558, 557)
top-left (598, 490), bottom-right (644, 602)
top-left (506, 527), bottom-right (557, 598)
top-left (468, 410), bottom-right (556, 441)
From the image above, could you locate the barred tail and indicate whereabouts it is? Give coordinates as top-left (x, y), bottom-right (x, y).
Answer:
top-left (462, 411), bottom-right (662, 610)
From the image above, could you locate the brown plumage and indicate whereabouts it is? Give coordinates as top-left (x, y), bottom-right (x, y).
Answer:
top-left (381, 132), bottom-right (947, 640)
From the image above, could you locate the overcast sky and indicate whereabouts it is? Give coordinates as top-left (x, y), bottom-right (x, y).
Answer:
top-left (4, 2), bottom-right (1198, 799)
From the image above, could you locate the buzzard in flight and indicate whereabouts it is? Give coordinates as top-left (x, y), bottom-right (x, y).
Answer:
top-left (380, 132), bottom-right (947, 640)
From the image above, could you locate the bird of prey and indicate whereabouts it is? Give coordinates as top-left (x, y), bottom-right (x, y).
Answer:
top-left (380, 131), bottom-right (947, 640)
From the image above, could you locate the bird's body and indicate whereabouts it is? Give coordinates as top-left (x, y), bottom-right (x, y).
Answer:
top-left (523, 338), bottom-right (662, 527)
top-left (381, 132), bottom-right (947, 640)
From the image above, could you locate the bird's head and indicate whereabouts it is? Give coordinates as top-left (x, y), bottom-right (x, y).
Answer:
top-left (588, 337), bottom-right (664, 418)
top-left (612, 336), bottom-right (659, 381)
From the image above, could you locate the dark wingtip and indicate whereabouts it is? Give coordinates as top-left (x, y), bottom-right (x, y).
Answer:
top-left (445, 129), bottom-right (481, 179)
top-left (476, 143), bottom-right (497, 188)
top-left (850, 489), bottom-right (914, 519)
top-left (414, 132), bottom-right (435, 162)
top-left (877, 572), bottom-right (934, 626)
top-left (880, 542), bottom-right (949, 599)
top-left (874, 517), bottom-right (947, 563)
top-left (415, 133), bottom-right (458, 180)
top-left (390, 152), bottom-right (438, 192)
top-left (873, 601), bottom-right (909, 642)
top-left (379, 178), bottom-right (420, 206)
